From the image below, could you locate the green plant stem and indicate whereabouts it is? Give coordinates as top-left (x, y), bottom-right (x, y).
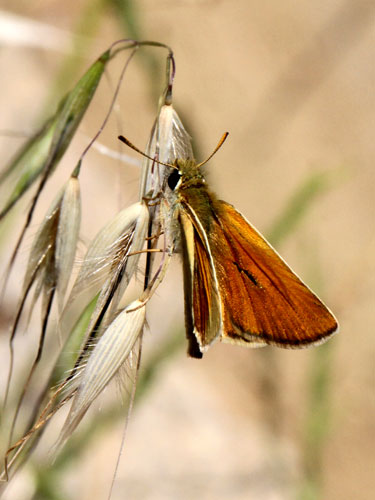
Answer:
top-left (267, 170), bottom-right (335, 247)
top-left (298, 341), bottom-right (334, 500)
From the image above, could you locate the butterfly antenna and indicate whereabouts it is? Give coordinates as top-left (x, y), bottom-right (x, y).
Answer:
top-left (118, 135), bottom-right (176, 168)
top-left (196, 132), bottom-right (229, 169)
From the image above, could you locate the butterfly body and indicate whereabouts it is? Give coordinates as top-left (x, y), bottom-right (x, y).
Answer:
top-left (166, 159), bottom-right (338, 358)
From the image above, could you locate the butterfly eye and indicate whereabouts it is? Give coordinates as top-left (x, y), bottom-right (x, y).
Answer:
top-left (167, 169), bottom-right (181, 190)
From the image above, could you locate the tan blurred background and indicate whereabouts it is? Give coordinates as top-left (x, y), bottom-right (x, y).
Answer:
top-left (0, 1), bottom-right (374, 499)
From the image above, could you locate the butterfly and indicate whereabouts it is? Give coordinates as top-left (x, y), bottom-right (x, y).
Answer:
top-left (119, 133), bottom-right (338, 358)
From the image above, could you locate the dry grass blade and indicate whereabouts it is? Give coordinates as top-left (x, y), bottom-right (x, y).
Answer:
top-left (4, 171), bottom-right (81, 444)
top-left (10, 171), bottom-right (81, 345)
top-left (65, 201), bottom-right (149, 341)
top-left (139, 103), bottom-right (193, 200)
top-left (104, 201), bottom-right (150, 315)
top-left (55, 172), bottom-right (81, 311)
top-left (56, 299), bottom-right (146, 449)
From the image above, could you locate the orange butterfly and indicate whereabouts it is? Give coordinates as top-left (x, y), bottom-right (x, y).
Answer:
top-left (120, 133), bottom-right (338, 358)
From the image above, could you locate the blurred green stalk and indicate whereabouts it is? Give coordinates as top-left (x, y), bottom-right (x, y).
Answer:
top-left (108, 0), bottom-right (163, 103)
top-left (45, 0), bottom-right (107, 109)
top-left (264, 170), bottom-right (338, 498)
top-left (298, 341), bottom-right (335, 500)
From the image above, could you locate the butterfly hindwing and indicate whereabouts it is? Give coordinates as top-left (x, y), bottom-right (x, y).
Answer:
top-left (179, 208), bottom-right (222, 357)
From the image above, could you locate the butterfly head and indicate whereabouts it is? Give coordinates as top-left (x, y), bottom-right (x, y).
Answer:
top-left (167, 159), bottom-right (205, 191)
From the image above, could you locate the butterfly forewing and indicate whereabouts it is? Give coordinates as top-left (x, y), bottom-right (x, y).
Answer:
top-left (207, 198), bottom-right (338, 347)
